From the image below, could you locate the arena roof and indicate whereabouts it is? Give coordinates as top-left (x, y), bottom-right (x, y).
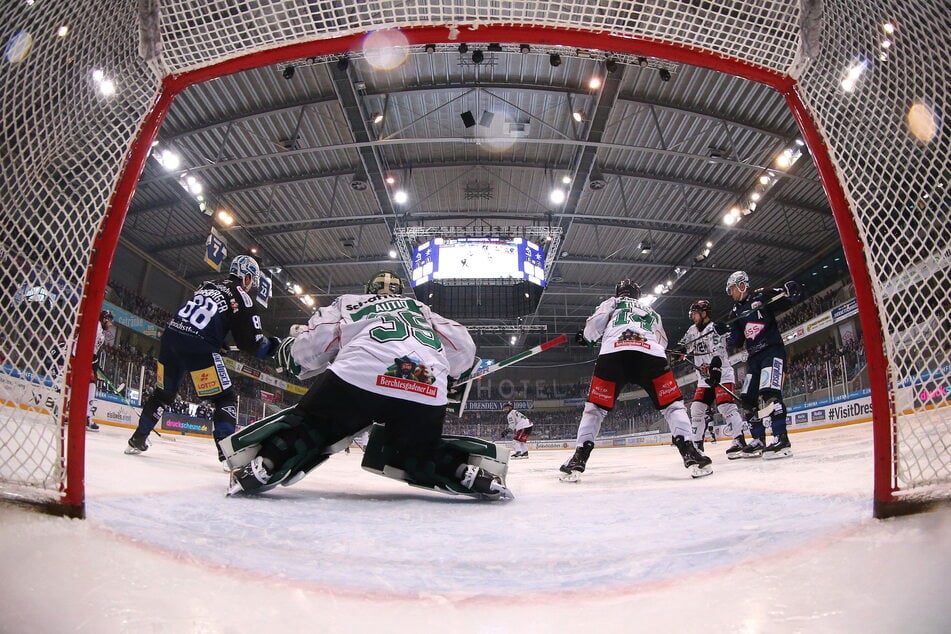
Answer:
top-left (121, 46), bottom-right (840, 352)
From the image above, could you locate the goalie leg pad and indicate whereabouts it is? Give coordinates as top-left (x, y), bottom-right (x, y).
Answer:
top-left (361, 424), bottom-right (513, 500)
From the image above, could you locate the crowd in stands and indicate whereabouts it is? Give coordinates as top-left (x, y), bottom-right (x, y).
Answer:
top-left (100, 276), bottom-right (867, 439)
top-left (785, 335), bottom-right (866, 397)
top-left (776, 283), bottom-right (852, 333)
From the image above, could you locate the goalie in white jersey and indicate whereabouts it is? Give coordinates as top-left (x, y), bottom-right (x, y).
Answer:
top-left (560, 279), bottom-right (712, 480)
top-left (678, 299), bottom-right (747, 459)
top-left (225, 271), bottom-right (512, 500)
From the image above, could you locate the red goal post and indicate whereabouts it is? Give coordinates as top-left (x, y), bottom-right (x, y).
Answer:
top-left (1, 1), bottom-right (947, 518)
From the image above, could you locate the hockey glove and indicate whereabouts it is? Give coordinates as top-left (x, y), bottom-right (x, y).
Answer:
top-left (707, 356), bottom-right (723, 386)
top-left (275, 337), bottom-right (302, 378)
top-left (712, 321), bottom-right (731, 335)
top-left (575, 330), bottom-right (588, 346)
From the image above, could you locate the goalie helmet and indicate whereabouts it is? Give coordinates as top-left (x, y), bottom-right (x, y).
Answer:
top-left (615, 278), bottom-right (641, 299)
top-left (366, 270), bottom-right (404, 296)
top-left (229, 255), bottom-right (262, 289)
top-left (688, 299), bottom-right (711, 317)
top-left (725, 270), bottom-right (749, 294)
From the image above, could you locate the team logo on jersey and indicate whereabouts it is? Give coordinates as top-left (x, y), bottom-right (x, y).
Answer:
top-left (377, 355), bottom-right (438, 398)
top-left (614, 329), bottom-right (649, 349)
top-left (744, 322), bottom-right (766, 340)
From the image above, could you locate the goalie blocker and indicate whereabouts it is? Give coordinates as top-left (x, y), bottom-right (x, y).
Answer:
top-left (220, 408), bottom-right (513, 501)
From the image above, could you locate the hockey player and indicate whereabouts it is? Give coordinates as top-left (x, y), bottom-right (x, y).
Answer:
top-left (225, 270), bottom-right (512, 501)
top-left (677, 299), bottom-right (748, 459)
top-left (722, 271), bottom-right (801, 459)
top-left (125, 255), bottom-right (279, 460)
top-left (85, 309), bottom-right (115, 431)
top-left (501, 401), bottom-right (532, 459)
top-left (561, 279), bottom-right (712, 481)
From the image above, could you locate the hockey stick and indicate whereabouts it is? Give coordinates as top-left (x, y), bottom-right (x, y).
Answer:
top-left (674, 355), bottom-right (777, 420)
top-left (673, 355), bottom-right (744, 403)
top-left (451, 333), bottom-right (569, 388)
top-left (673, 290), bottom-right (789, 353)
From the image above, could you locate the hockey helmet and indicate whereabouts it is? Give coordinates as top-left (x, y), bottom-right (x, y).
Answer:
top-left (230, 254), bottom-right (262, 289)
top-left (725, 270), bottom-right (749, 294)
top-left (615, 278), bottom-right (641, 299)
top-left (502, 401), bottom-right (514, 410)
top-left (688, 299), bottom-right (711, 317)
top-left (100, 309), bottom-right (114, 321)
top-left (366, 270), bottom-right (404, 296)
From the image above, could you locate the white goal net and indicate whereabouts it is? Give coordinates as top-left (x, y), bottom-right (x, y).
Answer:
top-left (1, 1), bottom-right (947, 516)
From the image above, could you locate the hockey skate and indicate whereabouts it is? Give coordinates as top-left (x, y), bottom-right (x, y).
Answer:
top-left (725, 435), bottom-right (747, 460)
top-left (124, 433), bottom-right (150, 455)
top-left (739, 438), bottom-right (765, 458)
top-left (510, 451), bottom-right (529, 460)
top-left (457, 464), bottom-right (514, 501)
top-left (673, 435), bottom-right (713, 478)
top-left (227, 456), bottom-right (284, 496)
top-left (86, 419), bottom-right (100, 432)
top-left (559, 441), bottom-right (594, 482)
top-left (762, 433), bottom-right (793, 460)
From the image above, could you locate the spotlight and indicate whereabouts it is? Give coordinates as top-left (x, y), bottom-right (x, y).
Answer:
top-left (487, 43), bottom-right (502, 52)
top-left (424, 43), bottom-right (436, 54)
top-left (372, 112), bottom-right (384, 124)
top-left (638, 241), bottom-right (652, 255)
top-left (605, 58), bottom-right (618, 73)
top-left (457, 43), bottom-right (468, 54)
top-left (519, 44), bottom-right (531, 54)
top-left (282, 66), bottom-right (295, 80)
top-left (337, 57), bottom-right (349, 71)
top-left (472, 49), bottom-right (484, 64)
top-left (658, 68), bottom-right (671, 82)
top-left (549, 53), bottom-right (562, 67)
top-left (460, 111), bottom-right (476, 128)
top-left (588, 173), bottom-right (606, 190)
top-left (572, 111), bottom-right (585, 123)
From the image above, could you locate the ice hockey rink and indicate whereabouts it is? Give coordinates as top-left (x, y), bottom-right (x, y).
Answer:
top-left (1, 421), bottom-right (949, 633)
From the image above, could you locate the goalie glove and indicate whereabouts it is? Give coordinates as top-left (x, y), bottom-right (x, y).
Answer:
top-left (707, 356), bottom-right (723, 386)
top-left (275, 337), bottom-right (301, 378)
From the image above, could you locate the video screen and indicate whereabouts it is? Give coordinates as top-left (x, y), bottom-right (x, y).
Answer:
top-left (410, 237), bottom-right (546, 287)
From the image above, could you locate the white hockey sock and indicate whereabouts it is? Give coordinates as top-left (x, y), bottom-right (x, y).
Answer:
top-left (689, 401), bottom-right (709, 443)
top-left (576, 402), bottom-right (608, 445)
top-left (662, 400), bottom-right (693, 439)
top-left (718, 401), bottom-right (745, 437)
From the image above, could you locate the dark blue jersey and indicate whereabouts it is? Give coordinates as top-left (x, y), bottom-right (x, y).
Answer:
top-left (727, 285), bottom-right (800, 357)
top-left (165, 277), bottom-right (266, 354)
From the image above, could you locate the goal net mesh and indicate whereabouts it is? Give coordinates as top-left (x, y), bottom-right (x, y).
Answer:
top-left (1, 0), bottom-right (947, 508)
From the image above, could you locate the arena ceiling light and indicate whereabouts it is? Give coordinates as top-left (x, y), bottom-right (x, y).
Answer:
top-left (549, 188), bottom-right (566, 204)
top-left (393, 190), bottom-right (409, 204)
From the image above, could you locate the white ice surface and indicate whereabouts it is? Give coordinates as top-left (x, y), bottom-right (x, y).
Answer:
top-left (2, 422), bottom-right (950, 633)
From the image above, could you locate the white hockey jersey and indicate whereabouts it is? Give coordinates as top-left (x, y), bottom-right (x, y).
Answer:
top-left (290, 294), bottom-right (476, 406)
top-left (505, 409), bottom-right (532, 432)
top-left (584, 296), bottom-right (669, 359)
top-left (679, 321), bottom-right (736, 388)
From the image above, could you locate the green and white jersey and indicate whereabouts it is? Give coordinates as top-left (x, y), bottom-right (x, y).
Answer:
top-left (291, 294), bottom-right (476, 405)
top-left (583, 296), bottom-right (669, 360)
top-left (679, 321), bottom-right (736, 388)
top-left (505, 409), bottom-right (532, 432)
